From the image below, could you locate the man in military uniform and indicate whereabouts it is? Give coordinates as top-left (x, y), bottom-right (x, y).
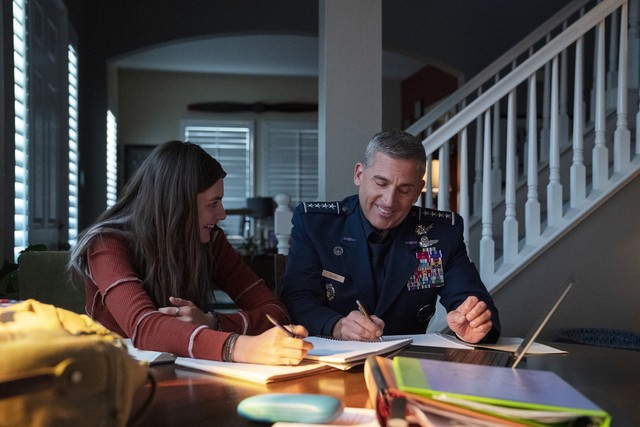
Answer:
top-left (280, 130), bottom-right (500, 343)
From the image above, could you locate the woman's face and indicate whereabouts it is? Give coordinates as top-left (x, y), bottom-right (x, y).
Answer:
top-left (196, 179), bottom-right (227, 243)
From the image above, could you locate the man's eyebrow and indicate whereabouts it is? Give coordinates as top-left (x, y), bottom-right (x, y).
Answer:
top-left (371, 174), bottom-right (390, 182)
top-left (372, 175), bottom-right (416, 189)
top-left (398, 183), bottom-right (417, 190)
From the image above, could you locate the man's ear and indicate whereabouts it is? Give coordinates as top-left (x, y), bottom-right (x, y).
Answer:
top-left (413, 179), bottom-right (426, 203)
top-left (353, 163), bottom-right (364, 186)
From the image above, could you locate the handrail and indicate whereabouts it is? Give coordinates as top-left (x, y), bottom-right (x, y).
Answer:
top-left (421, 0), bottom-right (638, 333)
top-left (405, 0), bottom-right (592, 137)
top-left (420, 0), bottom-right (626, 157)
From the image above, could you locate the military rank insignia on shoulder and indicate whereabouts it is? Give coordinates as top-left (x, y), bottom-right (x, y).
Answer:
top-left (301, 201), bottom-right (346, 215)
top-left (411, 206), bottom-right (456, 225)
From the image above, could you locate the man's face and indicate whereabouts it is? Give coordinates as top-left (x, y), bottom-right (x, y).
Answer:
top-left (354, 152), bottom-right (424, 232)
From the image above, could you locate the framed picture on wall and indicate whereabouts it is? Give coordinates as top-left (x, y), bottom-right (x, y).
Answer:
top-left (124, 145), bottom-right (156, 183)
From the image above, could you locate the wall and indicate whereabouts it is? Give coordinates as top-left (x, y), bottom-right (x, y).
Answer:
top-left (116, 68), bottom-right (403, 195)
top-left (492, 172), bottom-right (640, 341)
top-left (401, 64), bottom-right (460, 129)
top-left (117, 69), bottom-right (318, 145)
top-left (116, 69), bottom-right (318, 193)
top-left (383, 0), bottom-right (573, 77)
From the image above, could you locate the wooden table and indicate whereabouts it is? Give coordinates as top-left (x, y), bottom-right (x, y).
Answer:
top-left (135, 342), bottom-right (639, 427)
top-left (523, 342), bottom-right (640, 427)
top-left (136, 364), bottom-right (372, 427)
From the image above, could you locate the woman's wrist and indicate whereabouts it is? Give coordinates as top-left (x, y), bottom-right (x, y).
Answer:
top-left (222, 333), bottom-right (240, 362)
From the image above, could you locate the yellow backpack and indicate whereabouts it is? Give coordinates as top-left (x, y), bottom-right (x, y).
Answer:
top-left (0, 299), bottom-right (155, 427)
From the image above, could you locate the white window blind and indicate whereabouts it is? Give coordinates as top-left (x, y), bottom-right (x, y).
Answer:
top-left (68, 44), bottom-right (79, 246)
top-left (184, 123), bottom-right (253, 238)
top-left (260, 121), bottom-right (318, 206)
top-left (13, 0), bottom-right (28, 261)
top-left (106, 110), bottom-right (117, 208)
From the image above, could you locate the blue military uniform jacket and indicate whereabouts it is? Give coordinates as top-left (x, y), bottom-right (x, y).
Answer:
top-left (280, 194), bottom-right (501, 339)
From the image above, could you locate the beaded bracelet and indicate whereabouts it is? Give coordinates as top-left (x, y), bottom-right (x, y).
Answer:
top-left (222, 333), bottom-right (240, 362)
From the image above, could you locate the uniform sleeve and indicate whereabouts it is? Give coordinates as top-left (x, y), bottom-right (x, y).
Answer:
top-left (279, 207), bottom-right (343, 335)
top-left (436, 216), bottom-right (501, 343)
top-left (209, 230), bottom-right (291, 334)
top-left (86, 235), bottom-right (233, 360)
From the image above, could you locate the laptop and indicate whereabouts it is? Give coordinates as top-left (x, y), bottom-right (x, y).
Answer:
top-left (399, 276), bottom-right (574, 368)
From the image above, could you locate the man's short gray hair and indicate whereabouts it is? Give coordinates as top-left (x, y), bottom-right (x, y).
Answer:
top-left (362, 130), bottom-right (426, 178)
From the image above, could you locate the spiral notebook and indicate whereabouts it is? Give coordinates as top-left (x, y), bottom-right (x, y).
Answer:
top-left (304, 336), bottom-right (413, 369)
top-left (175, 357), bottom-right (333, 384)
top-left (174, 336), bottom-right (412, 383)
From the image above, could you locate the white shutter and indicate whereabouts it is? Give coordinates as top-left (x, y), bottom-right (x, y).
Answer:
top-left (13, 0), bottom-right (28, 261)
top-left (184, 122), bottom-right (253, 238)
top-left (261, 121), bottom-right (318, 206)
top-left (106, 111), bottom-right (118, 208)
top-left (68, 44), bottom-right (79, 245)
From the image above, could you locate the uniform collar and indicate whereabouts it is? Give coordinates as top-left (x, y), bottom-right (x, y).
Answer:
top-left (358, 206), bottom-right (398, 244)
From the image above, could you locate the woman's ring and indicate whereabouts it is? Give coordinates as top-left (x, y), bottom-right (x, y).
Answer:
top-left (175, 307), bottom-right (180, 317)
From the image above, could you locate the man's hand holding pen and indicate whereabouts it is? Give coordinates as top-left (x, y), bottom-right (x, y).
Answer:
top-left (332, 300), bottom-right (385, 341)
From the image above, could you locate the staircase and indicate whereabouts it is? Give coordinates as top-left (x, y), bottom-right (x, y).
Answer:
top-left (405, 0), bottom-right (640, 332)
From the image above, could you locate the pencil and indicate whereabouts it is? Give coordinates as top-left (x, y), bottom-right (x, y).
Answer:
top-left (266, 313), bottom-right (298, 338)
top-left (356, 300), bottom-right (383, 341)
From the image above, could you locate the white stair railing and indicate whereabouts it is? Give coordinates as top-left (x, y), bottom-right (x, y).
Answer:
top-left (416, 0), bottom-right (640, 332)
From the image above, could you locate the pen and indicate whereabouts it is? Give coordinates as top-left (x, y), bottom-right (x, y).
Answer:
top-left (356, 299), bottom-right (383, 341)
top-left (266, 313), bottom-right (298, 338)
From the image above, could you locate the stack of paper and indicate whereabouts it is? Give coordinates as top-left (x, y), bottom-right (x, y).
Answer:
top-left (175, 335), bottom-right (412, 384)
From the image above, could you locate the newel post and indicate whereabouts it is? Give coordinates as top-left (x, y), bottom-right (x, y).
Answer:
top-left (274, 193), bottom-right (293, 255)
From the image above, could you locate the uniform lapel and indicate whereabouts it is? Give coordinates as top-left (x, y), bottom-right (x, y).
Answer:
top-left (374, 221), bottom-right (420, 315)
top-left (340, 201), bottom-right (377, 313)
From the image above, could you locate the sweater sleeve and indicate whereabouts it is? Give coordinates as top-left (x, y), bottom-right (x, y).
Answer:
top-left (209, 230), bottom-right (291, 334)
top-left (85, 235), bottom-right (231, 361)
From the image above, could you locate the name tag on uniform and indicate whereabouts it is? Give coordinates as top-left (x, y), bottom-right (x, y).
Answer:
top-left (322, 270), bottom-right (345, 283)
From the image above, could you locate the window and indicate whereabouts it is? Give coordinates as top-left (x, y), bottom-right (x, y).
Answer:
top-left (13, 0), bottom-right (28, 261)
top-left (260, 121), bottom-right (318, 206)
top-left (183, 120), bottom-right (318, 242)
top-left (106, 110), bottom-right (118, 207)
top-left (68, 44), bottom-right (79, 245)
top-left (184, 122), bottom-right (253, 238)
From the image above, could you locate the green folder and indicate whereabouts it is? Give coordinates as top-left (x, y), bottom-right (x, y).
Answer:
top-left (393, 356), bottom-right (611, 426)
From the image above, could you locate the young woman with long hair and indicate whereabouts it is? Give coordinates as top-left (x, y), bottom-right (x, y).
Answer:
top-left (69, 140), bottom-right (311, 364)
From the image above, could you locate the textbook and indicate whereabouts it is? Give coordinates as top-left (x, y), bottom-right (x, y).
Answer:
top-left (392, 356), bottom-right (611, 426)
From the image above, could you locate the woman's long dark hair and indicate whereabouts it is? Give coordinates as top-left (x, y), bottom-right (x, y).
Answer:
top-left (69, 141), bottom-right (226, 308)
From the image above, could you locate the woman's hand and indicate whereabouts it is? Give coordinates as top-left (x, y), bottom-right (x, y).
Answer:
top-left (232, 324), bottom-right (314, 365)
top-left (158, 296), bottom-right (215, 328)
